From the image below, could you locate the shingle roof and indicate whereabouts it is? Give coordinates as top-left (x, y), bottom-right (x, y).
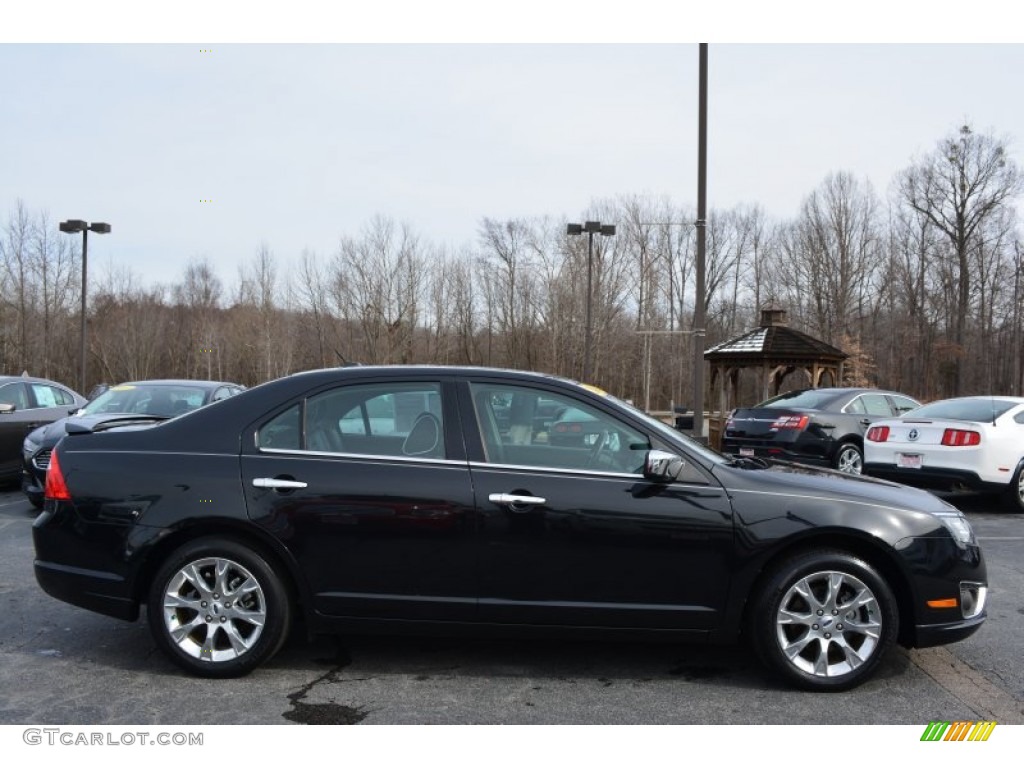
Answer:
top-left (705, 324), bottom-right (847, 362)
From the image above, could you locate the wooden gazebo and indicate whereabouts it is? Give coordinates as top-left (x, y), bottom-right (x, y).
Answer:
top-left (705, 306), bottom-right (848, 416)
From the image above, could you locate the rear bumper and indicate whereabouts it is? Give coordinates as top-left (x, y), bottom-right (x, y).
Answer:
top-left (34, 559), bottom-right (138, 621)
top-left (32, 503), bottom-right (145, 622)
top-left (864, 463), bottom-right (1006, 493)
top-left (721, 439), bottom-right (832, 468)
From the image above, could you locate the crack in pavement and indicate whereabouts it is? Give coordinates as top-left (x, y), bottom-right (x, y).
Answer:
top-left (908, 647), bottom-right (1024, 724)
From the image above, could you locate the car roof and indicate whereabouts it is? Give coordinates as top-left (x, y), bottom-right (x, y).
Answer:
top-left (0, 375), bottom-right (73, 386)
top-left (281, 365), bottom-right (576, 386)
top-left (923, 395), bottom-right (1024, 405)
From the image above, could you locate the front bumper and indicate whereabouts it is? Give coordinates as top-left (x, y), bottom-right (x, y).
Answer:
top-left (914, 612), bottom-right (987, 648)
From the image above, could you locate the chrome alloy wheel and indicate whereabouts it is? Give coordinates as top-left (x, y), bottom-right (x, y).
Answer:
top-left (775, 570), bottom-right (881, 678)
top-left (161, 557), bottom-right (267, 663)
top-left (835, 445), bottom-right (863, 474)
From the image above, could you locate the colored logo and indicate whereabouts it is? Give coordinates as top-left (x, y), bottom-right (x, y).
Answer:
top-left (920, 721), bottom-right (996, 741)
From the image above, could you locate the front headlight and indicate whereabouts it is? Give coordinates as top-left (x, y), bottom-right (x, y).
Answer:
top-left (932, 510), bottom-right (976, 547)
top-left (22, 437), bottom-right (39, 457)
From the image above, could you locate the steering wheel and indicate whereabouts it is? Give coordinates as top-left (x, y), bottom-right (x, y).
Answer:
top-left (586, 429), bottom-right (612, 469)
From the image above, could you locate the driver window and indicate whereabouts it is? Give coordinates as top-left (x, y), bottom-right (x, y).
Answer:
top-left (470, 383), bottom-right (649, 474)
top-left (0, 383), bottom-right (29, 410)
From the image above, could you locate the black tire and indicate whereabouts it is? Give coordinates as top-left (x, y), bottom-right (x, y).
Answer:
top-left (833, 442), bottom-right (863, 475)
top-left (750, 549), bottom-right (898, 691)
top-left (147, 537), bottom-right (291, 678)
top-left (1005, 461), bottom-right (1024, 512)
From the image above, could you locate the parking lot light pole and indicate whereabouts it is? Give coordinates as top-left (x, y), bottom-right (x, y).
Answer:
top-left (59, 219), bottom-right (111, 394)
top-left (567, 220), bottom-right (616, 383)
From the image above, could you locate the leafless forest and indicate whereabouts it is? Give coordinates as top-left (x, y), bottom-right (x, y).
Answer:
top-left (2, 125), bottom-right (1022, 410)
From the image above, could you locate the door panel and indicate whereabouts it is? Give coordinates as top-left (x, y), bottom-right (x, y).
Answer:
top-left (242, 453), bottom-right (477, 620)
top-left (241, 378), bottom-right (478, 621)
top-left (462, 379), bottom-right (734, 630)
top-left (470, 465), bottom-right (733, 629)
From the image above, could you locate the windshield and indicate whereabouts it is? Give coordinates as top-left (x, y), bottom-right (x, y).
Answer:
top-left (755, 389), bottom-right (839, 409)
top-left (83, 384), bottom-right (210, 417)
top-left (906, 398), bottom-right (1019, 422)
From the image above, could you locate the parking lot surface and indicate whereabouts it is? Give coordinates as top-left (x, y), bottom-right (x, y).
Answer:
top-left (1, 489), bottom-right (1021, 725)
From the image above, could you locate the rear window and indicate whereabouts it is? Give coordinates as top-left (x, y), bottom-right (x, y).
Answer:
top-left (756, 390), bottom-right (839, 409)
top-left (84, 384), bottom-right (209, 417)
top-left (907, 399), bottom-right (1019, 422)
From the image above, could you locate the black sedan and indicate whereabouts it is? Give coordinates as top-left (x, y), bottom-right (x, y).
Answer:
top-left (722, 387), bottom-right (921, 475)
top-left (0, 375), bottom-right (86, 486)
top-left (33, 367), bottom-right (985, 691)
top-left (22, 379), bottom-right (244, 508)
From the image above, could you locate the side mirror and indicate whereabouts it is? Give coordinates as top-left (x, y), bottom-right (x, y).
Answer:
top-left (0, 403), bottom-right (15, 415)
top-left (644, 449), bottom-right (686, 482)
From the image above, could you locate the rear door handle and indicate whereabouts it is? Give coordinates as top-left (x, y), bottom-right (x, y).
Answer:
top-left (488, 493), bottom-right (546, 506)
top-left (253, 477), bottom-right (308, 490)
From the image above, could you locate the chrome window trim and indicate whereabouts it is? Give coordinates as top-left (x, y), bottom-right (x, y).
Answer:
top-left (258, 446), bottom-right (464, 466)
top-left (469, 460), bottom-right (641, 479)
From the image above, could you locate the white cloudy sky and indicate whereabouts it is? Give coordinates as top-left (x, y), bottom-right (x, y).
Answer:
top-left (3, 2), bottom-right (1023, 289)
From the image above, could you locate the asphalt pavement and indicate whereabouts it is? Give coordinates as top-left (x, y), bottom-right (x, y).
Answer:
top-left (1, 488), bottom-right (1021, 725)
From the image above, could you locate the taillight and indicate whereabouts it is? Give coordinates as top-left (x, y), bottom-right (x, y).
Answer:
top-left (44, 448), bottom-right (71, 501)
top-left (866, 426), bottom-right (890, 442)
top-left (941, 429), bottom-right (981, 447)
top-left (771, 415), bottom-right (809, 430)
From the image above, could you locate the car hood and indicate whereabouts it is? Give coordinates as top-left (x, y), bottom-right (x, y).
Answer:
top-left (712, 458), bottom-right (957, 515)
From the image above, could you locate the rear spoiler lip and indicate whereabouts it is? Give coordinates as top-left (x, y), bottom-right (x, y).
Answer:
top-left (65, 415), bottom-right (171, 435)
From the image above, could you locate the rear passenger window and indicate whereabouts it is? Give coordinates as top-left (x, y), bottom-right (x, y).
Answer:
top-left (308, 383), bottom-right (445, 458)
top-left (861, 394), bottom-right (892, 417)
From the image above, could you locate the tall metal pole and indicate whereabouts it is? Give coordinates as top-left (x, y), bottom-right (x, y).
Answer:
top-left (692, 43), bottom-right (708, 442)
top-left (583, 230), bottom-right (595, 383)
top-left (80, 227), bottom-right (89, 394)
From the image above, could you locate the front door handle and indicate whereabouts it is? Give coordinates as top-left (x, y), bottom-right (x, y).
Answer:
top-left (488, 492), bottom-right (546, 506)
top-left (253, 477), bottom-right (308, 490)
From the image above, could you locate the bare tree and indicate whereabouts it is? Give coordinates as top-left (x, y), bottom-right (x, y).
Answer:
top-left (898, 125), bottom-right (1023, 393)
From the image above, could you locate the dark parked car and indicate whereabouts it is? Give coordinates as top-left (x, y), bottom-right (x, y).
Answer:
top-left (34, 366), bottom-right (985, 691)
top-left (22, 379), bottom-right (244, 508)
top-left (722, 387), bottom-right (921, 475)
top-left (0, 375), bottom-right (86, 486)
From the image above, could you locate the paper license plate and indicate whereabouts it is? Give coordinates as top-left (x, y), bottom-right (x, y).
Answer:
top-left (897, 453), bottom-right (922, 469)
top-left (739, 448), bottom-right (755, 457)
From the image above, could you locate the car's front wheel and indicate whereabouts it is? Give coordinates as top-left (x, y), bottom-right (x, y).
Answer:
top-left (147, 537), bottom-right (291, 678)
top-left (751, 550), bottom-right (898, 691)
top-left (833, 442), bottom-right (863, 475)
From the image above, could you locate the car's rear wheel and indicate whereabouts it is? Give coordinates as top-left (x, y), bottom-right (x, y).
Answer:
top-left (833, 442), bottom-right (863, 475)
top-left (751, 549), bottom-right (898, 691)
top-left (1005, 461), bottom-right (1024, 512)
top-left (147, 537), bottom-right (290, 678)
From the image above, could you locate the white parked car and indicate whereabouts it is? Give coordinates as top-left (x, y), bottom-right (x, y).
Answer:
top-left (863, 396), bottom-right (1024, 510)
